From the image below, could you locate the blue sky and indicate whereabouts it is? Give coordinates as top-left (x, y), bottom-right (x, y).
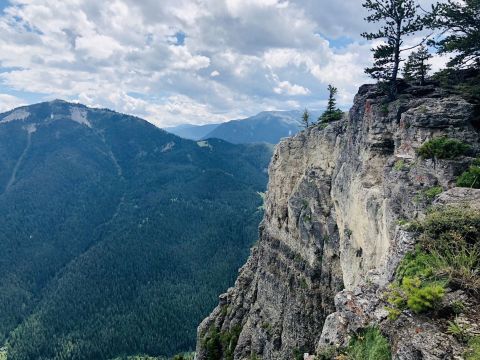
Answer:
top-left (0, 0), bottom-right (8, 11)
top-left (0, 0), bottom-right (445, 127)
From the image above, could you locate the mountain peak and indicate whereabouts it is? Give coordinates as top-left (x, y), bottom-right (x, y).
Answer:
top-left (200, 110), bottom-right (303, 144)
top-left (0, 100), bottom-right (93, 128)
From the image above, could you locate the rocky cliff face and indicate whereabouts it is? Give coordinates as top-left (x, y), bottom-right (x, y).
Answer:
top-left (196, 83), bottom-right (480, 360)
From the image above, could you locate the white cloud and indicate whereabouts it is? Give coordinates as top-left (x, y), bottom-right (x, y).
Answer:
top-left (75, 34), bottom-right (123, 59)
top-left (0, 0), bottom-right (448, 126)
top-left (0, 94), bottom-right (26, 113)
top-left (169, 45), bottom-right (211, 70)
top-left (273, 77), bottom-right (311, 96)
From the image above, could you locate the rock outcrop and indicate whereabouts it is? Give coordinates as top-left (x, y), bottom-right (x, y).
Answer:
top-left (196, 83), bottom-right (480, 360)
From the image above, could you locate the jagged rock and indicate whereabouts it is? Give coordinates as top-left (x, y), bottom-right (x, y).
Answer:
top-left (196, 84), bottom-right (480, 360)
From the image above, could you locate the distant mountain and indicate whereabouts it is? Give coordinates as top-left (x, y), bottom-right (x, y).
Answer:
top-left (165, 123), bottom-right (220, 141)
top-left (202, 110), bottom-right (303, 144)
top-left (0, 100), bottom-right (272, 359)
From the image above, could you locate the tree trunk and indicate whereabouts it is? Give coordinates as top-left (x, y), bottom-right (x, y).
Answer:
top-left (390, 22), bottom-right (402, 99)
top-left (420, 59), bottom-right (425, 86)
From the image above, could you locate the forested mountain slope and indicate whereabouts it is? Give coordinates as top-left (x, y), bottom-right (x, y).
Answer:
top-left (0, 100), bottom-right (272, 359)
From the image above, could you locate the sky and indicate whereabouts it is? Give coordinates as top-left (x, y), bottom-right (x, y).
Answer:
top-left (0, 0), bottom-right (446, 127)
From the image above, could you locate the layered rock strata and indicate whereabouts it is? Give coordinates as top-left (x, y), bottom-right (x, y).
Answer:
top-left (196, 84), bottom-right (480, 360)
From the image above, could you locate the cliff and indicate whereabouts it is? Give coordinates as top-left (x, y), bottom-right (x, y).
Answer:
top-left (196, 83), bottom-right (480, 360)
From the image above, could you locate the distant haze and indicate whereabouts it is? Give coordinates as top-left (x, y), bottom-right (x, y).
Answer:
top-left (166, 110), bottom-right (323, 144)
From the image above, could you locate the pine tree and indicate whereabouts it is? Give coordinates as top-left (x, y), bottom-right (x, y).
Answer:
top-left (319, 85), bottom-right (343, 123)
top-left (427, 0), bottom-right (480, 68)
top-left (300, 109), bottom-right (310, 129)
top-left (361, 0), bottom-right (426, 97)
top-left (403, 45), bottom-right (432, 85)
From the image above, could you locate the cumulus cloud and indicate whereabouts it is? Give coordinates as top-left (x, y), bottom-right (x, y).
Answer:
top-left (0, 0), bottom-right (449, 126)
top-left (0, 94), bottom-right (26, 112)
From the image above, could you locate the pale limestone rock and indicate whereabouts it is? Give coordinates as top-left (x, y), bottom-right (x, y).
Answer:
top-left (196, 84), bottom-right (480, 360)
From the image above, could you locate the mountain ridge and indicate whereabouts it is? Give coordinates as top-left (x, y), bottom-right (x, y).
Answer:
top-left (165, 110), bottom-right (315, 144)
top-left (0, 100), bottom-right (273, 359)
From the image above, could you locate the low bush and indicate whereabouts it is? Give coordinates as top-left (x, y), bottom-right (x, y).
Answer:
top-left (417, 137), bottom-right (471, 160)
top-left (345, 327), bottom-right (391, 360)
top-left (203, 325), bottom-right (242, 360)
top-left (319, 110), bottom-right (343, 124)
top-left (414, 186), bottom-right (444, 204)
top-left (433, 68), bottom-right (480, 105)
top-left (423, 186), bottom-right (444, 200)
top-left (465, 336), bottom-right (480, 360)
top-left (172, 353), bottom-right (195, 360)
top-left (387, 207), bottom-right (480, 316)
top-left (387, 276), bottom-right (445, 314)
top-left (393, 160), bottom-right (407, 171)
top-left (457, 159), bottom-right (480, 189)
top-left (447, 318), bottom-right (472, 343)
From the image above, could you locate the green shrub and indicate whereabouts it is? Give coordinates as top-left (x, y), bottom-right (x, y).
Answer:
top-left (220, 325), bottom-right (242, 360)
top-left (203, 325), bottom-right (242, 360)
top-left (387, 277), bottom-right (445, 313)
top-left (293, 348), bottom-right (305, 360)
top-left (396, 250), bottom-right (439, 282)
top-left (417, 137), bottom-right (471, 160)
top-left (465, 336), bottom-right (480, 360)
top-left (447, 318), bottom-right (472, 343)
top-left (418, 207), bottom-right (480, 246)
top-left (403, 278), bottom-right (445, 313)
top-left (414, 186), bottom-right (444, 204)
top-left (433, 68), bottom-right (480, 104)
top-left (393, 160), bottom-right (407, 171)
top-left (423, 186), bottom-right (444, 200)
top-left (419, 208), bottom-right (480, 291)
top-left (387, 207), bottom-right (480, 316)
top-left (381, 103), bottom-right (389, 115)
top-left (385, 307), bottom-right (402, 320)
top-left (172, 353), bottom-right (195, 360)
top-left (457, 161), bottom-right (480, 189)
top-left (346, 327), bottom-right (391, 360)
top-left (451, 300), bottom-right (466, 314)
top-left (319, 110), bottom-right (343, 123)
top-left (203, 327), bottom-right (222, 360)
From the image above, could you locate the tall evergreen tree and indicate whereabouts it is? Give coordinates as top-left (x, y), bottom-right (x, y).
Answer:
top-left (319, 85), bottom-right (343, 123)
top-left (361, 0), bottom-right (426, 97)
top-left (427, 0), bottom-right (480, 68)
top-left (403, 45), bottom-right (432, 85)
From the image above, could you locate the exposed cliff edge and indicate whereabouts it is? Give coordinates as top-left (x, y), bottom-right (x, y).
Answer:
top-left (196, 83), bottom-right (480, 360)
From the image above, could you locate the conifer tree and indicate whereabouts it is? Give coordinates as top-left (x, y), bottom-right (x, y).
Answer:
top-left (403, 45), bottom-right (432, 85)
top-left (427, 0), bottom-right (480, 68)
top-left (319, 85), bottom-right (343, 123)
top-left (300, 108), bottom-right (310, 129)
top-left (361, 0), bottom-right (426, 97)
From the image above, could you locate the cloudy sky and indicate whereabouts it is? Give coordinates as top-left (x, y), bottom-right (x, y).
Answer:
top-left (0, 0), bottom-right (445, 127)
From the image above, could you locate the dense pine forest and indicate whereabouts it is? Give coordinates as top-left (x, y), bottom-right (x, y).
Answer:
top-left (0, 101), bottom-right (272, 359)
